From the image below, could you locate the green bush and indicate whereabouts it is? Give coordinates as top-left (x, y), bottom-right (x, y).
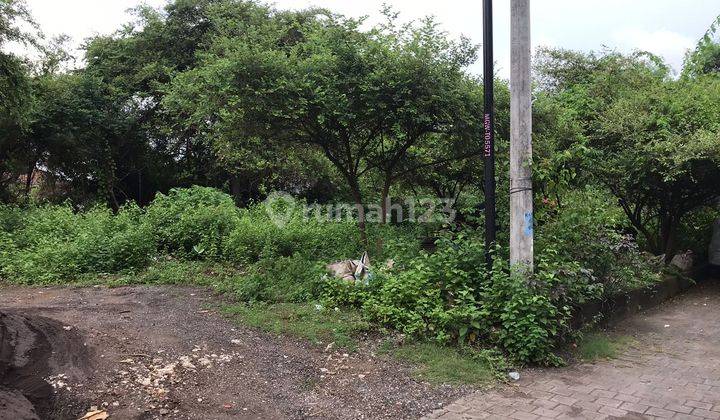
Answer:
top-left (0, 204), bottom-right (23, 233)
top-left (358, 233), bottom-right (485, 343)
top-left (676, 206), bottom-right (720, 259)
top-left (224, 200), bottom-right (364, 264)
top-left (1, 204), bottom-right (153, 283)
top-left (0, 188), bottom-right (407, 291)
top-left (234, 255), bottom-right (327, 303)
top-left (73, 205), bottom-right (155, 273)
top-left (537, 188), bottom-right (659, 293)
top-left (480, 253), bottom-right (601, 365)
top-left (0, 231), bottom-right (17, 274)
top-left (324, 234), bottom-right (603, 365)
top-left (145, 186), bottom-right (240, 259)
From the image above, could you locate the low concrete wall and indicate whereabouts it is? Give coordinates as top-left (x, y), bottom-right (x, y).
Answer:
top-left (573, 269), bottom-right (701, 328)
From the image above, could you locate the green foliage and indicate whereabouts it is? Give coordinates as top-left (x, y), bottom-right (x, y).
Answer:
top-left (0, 204), bottom-right (23, 232)
top-left (677, 207), bottom-right (720, 259)
top-left (481, 257), bottom-right (597, 366)
top-left (0, 230), bottom-right (16, 275)
top-left (357, 234), bottom-right (485, 343)
top-left (392, 341), bottom-right (499, 385)
top-left (0, 187), bottom-right (404, 309)
top-left (575, 332), bottom-right (636, 362)
top-left (222, 302), bottom-right (370, 349)
top-left (0, 0), bottom-right (38, 199)
top-left (537, 189), bottom-right (660, 294)
top-left (683, 14), bottom-right (720, 77)
top-left (233, 256), bottom-right (327, 303)
top-left (535, 47), bottom-right (720, 260)
top-left (0, 0), bottom-right (39, 47)
top-left (146, 186), bottom-right (240, 258)
top-left (1, 204), bottom-right (153, 283)
top-left (324, 235), bottom-right (604, 365)
top-left (224, 201), bottom-right (363, 264)
top-left (166, 6), bottom-right (484, 235)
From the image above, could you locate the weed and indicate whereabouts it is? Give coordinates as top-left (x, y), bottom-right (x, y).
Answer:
top-left (575, 332), bottom-right (636, 361)
top-left (392, 342), bottom-right (498, 385)
top-left (221, 302), bottom-right (370, 350)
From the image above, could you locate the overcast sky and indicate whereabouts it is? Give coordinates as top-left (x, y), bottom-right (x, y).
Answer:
top-left (13, 0), bottom-right (720, 78)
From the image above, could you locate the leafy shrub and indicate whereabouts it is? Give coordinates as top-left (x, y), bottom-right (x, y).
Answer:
top-left (676, 206), bottom-right (720, 260)
top-left (145, 186), bottom-right (240, 259)
top-left (72, 205), bottom-right (155, 273)
top-left (480, 253), bottom-right (601, 365)
top-left (324, 234), bottom-right (603, 365)
top-left (1, 207), bottom-right (80, 282)
top-left (0, 231), bottom-right (17, 274)
top-left (234, 255), bottom-right (327, 303)
top-left (1, 204), bottom-right (153, 283)
top-left (224, 199), bottom-right (364, 264)
top-left (0, 205), bottom-right (23, 233)
top-left (537, 188), bottom-right (659, 293)
top-left (358, 234), bottom-right (485, 343)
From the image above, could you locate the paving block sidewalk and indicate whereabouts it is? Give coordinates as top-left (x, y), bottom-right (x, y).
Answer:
top-left (424, 280), bottom-right (720, 420)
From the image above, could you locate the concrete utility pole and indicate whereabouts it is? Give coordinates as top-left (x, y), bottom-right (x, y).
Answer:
top-left (510, 0), bottom-right (534, 271)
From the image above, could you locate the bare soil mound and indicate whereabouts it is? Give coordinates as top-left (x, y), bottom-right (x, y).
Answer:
top-left (0, 311), bottom-right (92, 420)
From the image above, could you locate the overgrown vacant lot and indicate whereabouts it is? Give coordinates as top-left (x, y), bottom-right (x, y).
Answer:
top-left (0, 187), bottom-right (675, 419)
top-left (0, 187), bottom-right (666, 368)
top-left (2, 0), bottom-right (720, 418)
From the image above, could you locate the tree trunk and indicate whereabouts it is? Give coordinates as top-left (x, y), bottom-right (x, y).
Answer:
top-left (23, 160), bottom-right (35, 198)
top-left (347, 177), bottom-right (367, 245)
top-left (660, 214), bottom-right (677, 263)
top-left (230, 175), bottom-right (242, 206)
top-left (380, 172), bottom-right (392, 224)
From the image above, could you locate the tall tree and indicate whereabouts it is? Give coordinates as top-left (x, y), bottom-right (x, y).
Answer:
top-left (683, 14), bottom-right (720, 78)
top-left (535, 48), bottom-right (720, 260)
top-left (0, 0), bottom-right (37, 199)
top-left (167, 9), bottom-right (481, 236)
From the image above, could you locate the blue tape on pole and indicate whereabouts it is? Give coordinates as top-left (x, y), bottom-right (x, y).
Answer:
top-left (523, 211), bottom-right (533, 237)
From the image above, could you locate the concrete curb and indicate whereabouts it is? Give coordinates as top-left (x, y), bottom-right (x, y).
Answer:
top-left (572, 267), bottom-right (707, 328)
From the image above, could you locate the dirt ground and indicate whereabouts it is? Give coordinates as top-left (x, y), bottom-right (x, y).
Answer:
top-left (0, 285), bottom-right (470, 420)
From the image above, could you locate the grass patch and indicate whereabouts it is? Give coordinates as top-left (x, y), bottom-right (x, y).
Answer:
top-left (48, 259), bottom-right (242, 289)
top-left (576, 332), bottom-right (636, 361)
top-left (392, 342), bottom-right (500, 385)
top-left (221, 302), bottom-right (370, 350)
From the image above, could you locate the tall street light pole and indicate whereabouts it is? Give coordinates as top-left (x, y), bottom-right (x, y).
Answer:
top-left (483, 0), bottom-right (496, 270)
top-left (510, 0), bottom-right (534, 271)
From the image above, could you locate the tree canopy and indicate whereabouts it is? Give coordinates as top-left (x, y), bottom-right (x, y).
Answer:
top-left (1, 0), bottom-right (718, 261)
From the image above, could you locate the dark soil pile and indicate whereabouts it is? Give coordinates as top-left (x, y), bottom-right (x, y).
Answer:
top-left (0, 311), bottom-right (91, 420)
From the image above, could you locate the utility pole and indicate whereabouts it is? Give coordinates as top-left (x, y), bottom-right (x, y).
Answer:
top-left (483, 0), bottom-right (496, 270)
top-left (510, 0), bottom-right (534, 271)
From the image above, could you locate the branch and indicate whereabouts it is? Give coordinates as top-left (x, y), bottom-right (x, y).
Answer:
top-left (392, 149), bottom-right (483, 182)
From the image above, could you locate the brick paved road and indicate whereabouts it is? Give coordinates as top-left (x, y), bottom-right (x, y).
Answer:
top-left (425, 280), bottom-right (720, 420)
